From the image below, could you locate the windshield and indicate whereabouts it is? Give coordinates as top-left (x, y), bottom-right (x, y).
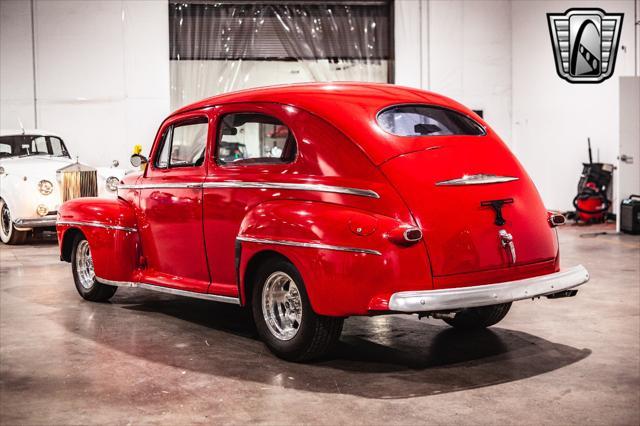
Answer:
top-left (377, 105), bottom-right (485, 137)
top-left (0, 135), bottom-right (70, 158)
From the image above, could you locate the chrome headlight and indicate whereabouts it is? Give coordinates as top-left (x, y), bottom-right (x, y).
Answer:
top-left (38, 180), bottom-right (54, 195)
top-left (105, 176), bottom-right (120, 192)
top-left (0, 166), bottom-right (5, 175)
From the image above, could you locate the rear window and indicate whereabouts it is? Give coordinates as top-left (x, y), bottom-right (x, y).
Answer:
top-left (377, 105), bottom-right (485, 137)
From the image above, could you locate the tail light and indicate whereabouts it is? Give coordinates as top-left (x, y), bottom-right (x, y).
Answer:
top-left (387, 226), bottom-right (423, 246)
top-left (548, 212), bottom-right (566, 227)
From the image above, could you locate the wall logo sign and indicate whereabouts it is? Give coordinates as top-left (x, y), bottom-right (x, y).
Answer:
top-left (547, 8), bottom-right (623, 83)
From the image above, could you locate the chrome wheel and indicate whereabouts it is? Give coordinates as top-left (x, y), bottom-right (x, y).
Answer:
top-left (262, 271), bottom-right (303, 341)
top-left (75, 240), bottom-right (95, 290)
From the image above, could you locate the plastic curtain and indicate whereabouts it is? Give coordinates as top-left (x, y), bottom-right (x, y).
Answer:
top-left (169, 2), bottom-right (391, 110)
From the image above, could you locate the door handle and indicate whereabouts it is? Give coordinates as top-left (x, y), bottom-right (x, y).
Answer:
top-left (618, 154), bottom-right (634, 164)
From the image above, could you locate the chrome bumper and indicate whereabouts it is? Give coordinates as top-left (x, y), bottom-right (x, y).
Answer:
top-left (388, 265), bottom-right (589, 312)
top-left (13, 215), bottom-right (58, 229)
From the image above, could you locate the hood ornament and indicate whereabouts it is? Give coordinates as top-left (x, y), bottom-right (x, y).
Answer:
top-left (499, 229), bottom-right (516, 265)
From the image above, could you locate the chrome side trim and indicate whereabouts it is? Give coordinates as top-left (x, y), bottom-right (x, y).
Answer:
top-left (237, 236), bottom-right (382, 256)
top-left (118, 181), bottom-right (379, 199)
top-left (56, 220), bottom-right (137, 233)
top-left (118, 182), bottom-right (202, 190)
top-left (13, 215), bottom-right (57, 228)
top-left (388, 265), bottom-right (589, 312)
top-left (203, 181), bottom-right (380, 199)
top-left (436, 174), bottom-right (519, 186)
top-left (96, 277), bottom-right (241, 305)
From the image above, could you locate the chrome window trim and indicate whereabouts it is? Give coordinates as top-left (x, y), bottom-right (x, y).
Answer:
top-left (96, 277), bottom-right (240, 305)
top-left (237, 236), bottom-right (382, 256)
top-left (388, 265), bottom-right (589, 312)
top-left (56, 220), bottom-right (137, 233)
top-left (436, 174), bottom-right (519, 186)
top-left (118, 181), bottom-right (379, 199)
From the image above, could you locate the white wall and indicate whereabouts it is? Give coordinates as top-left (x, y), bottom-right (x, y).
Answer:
top-left (395, 0), bottom-right (513, 143)
top-left (396, 0), bottom-right (638, 211)
top-left (512, 0), bottom-right (637, 211)
top-left (0, 0), bottom-right (36, 129)
top-left (0, 0), bottom-right (170, 168)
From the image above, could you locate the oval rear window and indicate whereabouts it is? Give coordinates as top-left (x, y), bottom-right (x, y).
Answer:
top-left (377, 105), bottom-right (485, 137)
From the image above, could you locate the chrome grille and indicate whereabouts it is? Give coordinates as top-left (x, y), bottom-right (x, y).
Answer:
top-left (58, 163), bottom-right (99, 202)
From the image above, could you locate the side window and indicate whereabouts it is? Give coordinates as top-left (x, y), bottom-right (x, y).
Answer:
top-left (32, 136), bottom-right (48, 154)
top-left (155, 118), bottom-right (208, 169)
top-left (49, 137), bottom-right (68, 157)
top-left (217, 113), bottom-right (297, 165)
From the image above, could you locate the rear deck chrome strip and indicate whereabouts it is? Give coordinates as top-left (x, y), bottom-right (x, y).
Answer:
top-left (237, 236), bottom-right (382, 256)
top-left (118, 181), bottom-right (379, 199)
top-left (436, 174), bottom-right (519, 186)
top-left (96, 277), bottom-right (240, 305)
top-left (56, 220), bottom-right (137, 232)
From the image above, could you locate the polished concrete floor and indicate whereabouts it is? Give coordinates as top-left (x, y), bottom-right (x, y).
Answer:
top-left (0, 224), bottom-right (638, 425)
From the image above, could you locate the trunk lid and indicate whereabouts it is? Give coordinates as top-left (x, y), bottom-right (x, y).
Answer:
top-left (380, 136), bottom-right (558, 282)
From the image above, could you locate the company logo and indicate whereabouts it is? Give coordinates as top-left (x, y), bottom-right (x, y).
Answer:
top-left (547, 8), bottom-right (623, 83)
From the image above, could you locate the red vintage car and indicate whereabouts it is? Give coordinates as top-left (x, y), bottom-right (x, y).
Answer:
top-left (57, 83), bottom-right (589, 361)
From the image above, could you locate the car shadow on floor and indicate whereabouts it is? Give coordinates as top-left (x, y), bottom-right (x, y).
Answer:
top-left (51, 291), bottom-right (590, 399)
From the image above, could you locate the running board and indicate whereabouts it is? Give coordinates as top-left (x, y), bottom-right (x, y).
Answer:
top-left (96, 277), bottom-right (240, 305)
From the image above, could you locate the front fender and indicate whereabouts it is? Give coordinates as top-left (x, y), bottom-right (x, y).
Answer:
top-left (57, 197), bottom-right (139, 282)
top-left (237, 200), bottom-right (433, 316)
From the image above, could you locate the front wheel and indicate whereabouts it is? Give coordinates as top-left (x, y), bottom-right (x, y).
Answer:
top-left (442, 303), bottom-right (512, 330)
top-left (71, 235), bottom-right (117, 302)
top-left (0, 199), bottom-right (28, 245)
top-left (251, 258), bottom-right (343, 362)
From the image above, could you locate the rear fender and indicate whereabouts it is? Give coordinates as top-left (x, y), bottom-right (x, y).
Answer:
top-left (57, 197), bottom-right (139, 282)
top-left (237, 200), bottom-right (432, 316)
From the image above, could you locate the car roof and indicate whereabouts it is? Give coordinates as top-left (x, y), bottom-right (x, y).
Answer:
top-left (171, 82), bottom-right (485, 164)
top-left (0, 129), bottom-right (62, 138)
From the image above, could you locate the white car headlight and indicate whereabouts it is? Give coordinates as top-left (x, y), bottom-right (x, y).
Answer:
top-left (105, 176), bottom-right (120, 192)
top-left (38, 180), bottom-right (54, 195)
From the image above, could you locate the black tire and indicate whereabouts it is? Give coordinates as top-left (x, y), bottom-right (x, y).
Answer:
top-left (251, 258), bottom-right (343, 362)
top-left (442, 303), bottom-right (512, 330)
top-left (71, 234), bottom-right (117, 302)
top-left (0, 199), bottom-right (28, 245)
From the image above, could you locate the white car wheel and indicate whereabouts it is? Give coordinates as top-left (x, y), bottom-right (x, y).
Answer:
top-left (0, 199), bottom-right (27, 245)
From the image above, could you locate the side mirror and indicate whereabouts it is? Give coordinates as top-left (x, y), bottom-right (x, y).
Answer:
top-left (130, 154), bottom-right (148, 168)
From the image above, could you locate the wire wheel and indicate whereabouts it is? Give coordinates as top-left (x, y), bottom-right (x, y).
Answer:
top-left (261, 271), bottom-right (303, 341)
top-left (75, 239), bottom-right (95, 290)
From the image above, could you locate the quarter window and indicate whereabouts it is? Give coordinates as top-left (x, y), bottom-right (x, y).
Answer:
top-left (217, 113), bottom-right (296, 165)
top-left (155, 118), bottom-right (208, 168)
top-left (377, 105), bottom-right (485, 137)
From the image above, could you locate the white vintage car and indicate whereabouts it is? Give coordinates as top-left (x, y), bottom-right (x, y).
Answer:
top-left (0, 130), bottom-right (126, 244)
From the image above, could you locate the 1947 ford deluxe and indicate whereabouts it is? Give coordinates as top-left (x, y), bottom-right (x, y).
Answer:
top-left (57, 83), bottom-right (589, 361)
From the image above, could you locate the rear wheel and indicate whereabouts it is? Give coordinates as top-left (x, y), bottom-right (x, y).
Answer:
top-left (442, 303), bottom-right (512, 330)
top-left (251, 258), bottom-right (343, 362)
top-left (0, 199), bottom-right (28, 245)
top-left (71, 235), bottom-right (117, 302)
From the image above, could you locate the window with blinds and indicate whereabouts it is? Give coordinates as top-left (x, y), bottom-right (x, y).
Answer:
top-left (169, 1), bottom-right (392, 62)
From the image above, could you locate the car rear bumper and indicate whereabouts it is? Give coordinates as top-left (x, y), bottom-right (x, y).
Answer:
top-left (14, 214), bottom-right (58, 229)
top-left (388, 265), bottom-right (589, 312)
